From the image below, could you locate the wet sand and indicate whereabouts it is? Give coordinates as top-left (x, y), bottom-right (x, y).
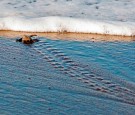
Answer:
top-left (0, 30), bottom-right (135, 42)
top-left (0, 33), bottom-right (135, 114)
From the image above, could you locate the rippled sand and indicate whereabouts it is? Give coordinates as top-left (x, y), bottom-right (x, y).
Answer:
top-left (0, 33), bottom-right (135, 114)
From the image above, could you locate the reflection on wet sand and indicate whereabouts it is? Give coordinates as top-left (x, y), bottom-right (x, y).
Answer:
top-left (0, 30), bottom-right (135, 42)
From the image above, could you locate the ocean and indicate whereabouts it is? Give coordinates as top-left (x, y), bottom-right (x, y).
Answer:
top-left (1, 0), bottom-right (135, 36)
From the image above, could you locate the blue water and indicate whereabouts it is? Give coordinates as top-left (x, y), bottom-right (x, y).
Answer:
top-left (0, 37), bottom-right (135, 115)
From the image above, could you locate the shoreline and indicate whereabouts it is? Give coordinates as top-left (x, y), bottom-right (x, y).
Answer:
top-left (0, 30), bottom-right (135, 42)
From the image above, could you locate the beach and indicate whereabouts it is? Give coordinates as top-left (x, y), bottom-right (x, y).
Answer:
top-left (1, 30), bottom-right (135, 42)
top-left (1, 34), bottom-right (135, 114)
top-left (0, 0), bottom-right (135, 115)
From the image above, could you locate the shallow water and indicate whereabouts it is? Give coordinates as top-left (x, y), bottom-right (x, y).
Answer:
top-left (0, 37), bottom-right (135, 115)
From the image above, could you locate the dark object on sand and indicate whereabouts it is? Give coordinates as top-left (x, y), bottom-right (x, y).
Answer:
top-left (16, 35), bottom-right (39, 44)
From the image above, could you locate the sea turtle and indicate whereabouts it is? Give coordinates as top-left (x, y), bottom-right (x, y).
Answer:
top-left (16, 35), bottom-right (39, 44)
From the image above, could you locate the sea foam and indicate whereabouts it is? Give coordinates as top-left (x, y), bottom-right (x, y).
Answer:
top-left (1, 0), bottom-right (135, 36)
top-left (0, 16), bottom-right (135, 36)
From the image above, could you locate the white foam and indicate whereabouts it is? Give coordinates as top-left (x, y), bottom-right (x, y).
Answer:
top-left (1, 16), bottom-right (135, 36)
top-left (1, 0), bottom-right (135, 36)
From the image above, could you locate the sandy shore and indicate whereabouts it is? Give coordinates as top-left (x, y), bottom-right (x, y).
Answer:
top-left (1, 33), bottom-right (135, 114)
top-left (0, 30), bottom-right (135, 42)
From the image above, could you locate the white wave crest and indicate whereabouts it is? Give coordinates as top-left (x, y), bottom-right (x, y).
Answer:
top-left (0, 16), bottom-right (135, 36)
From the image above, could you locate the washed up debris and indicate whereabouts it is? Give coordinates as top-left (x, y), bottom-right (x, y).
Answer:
top-left (16, 35), bottom-right (39, 44)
